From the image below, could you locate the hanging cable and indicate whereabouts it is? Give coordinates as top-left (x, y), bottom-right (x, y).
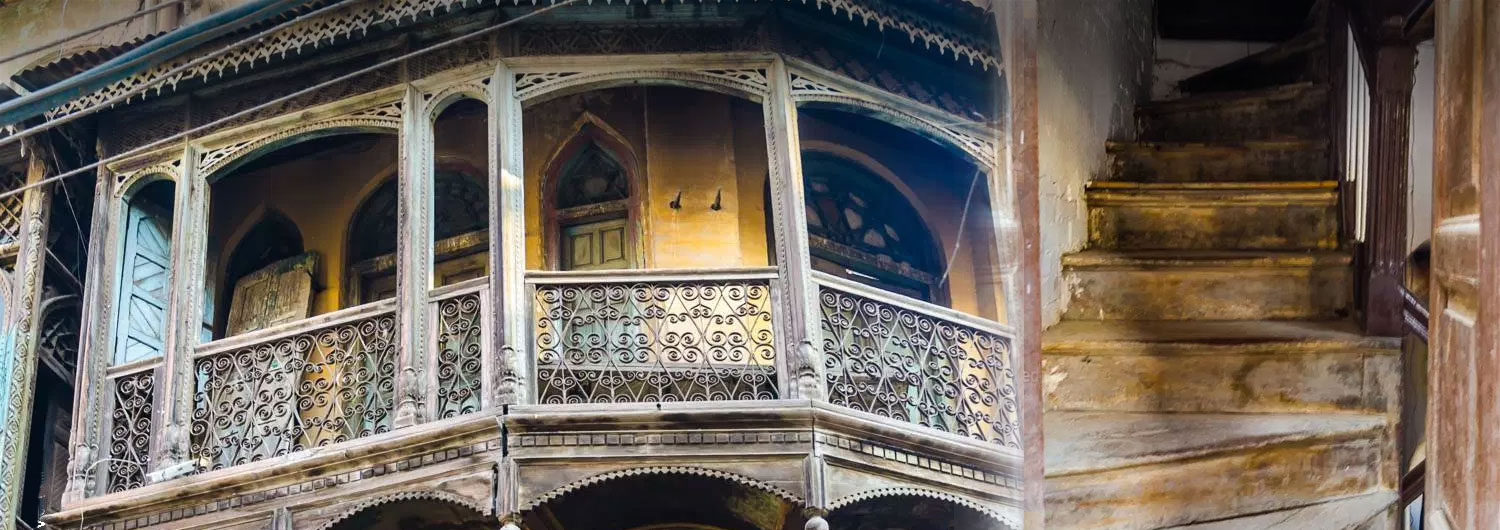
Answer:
top-left (0, 0), bottom-right (579, 202)
top-left (938, 167), bottom-right (983, 288)
top-left (0, 0), bottom-right (367, 151)
top-left (0, 0), bottom-right (185, 67)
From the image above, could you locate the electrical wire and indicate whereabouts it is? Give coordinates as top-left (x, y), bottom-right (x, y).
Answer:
top-left (0, 0), bottom-right (579, 202)
top-left (0, 0), bottom-right (185, 67)
top-left (0, 0), bottom-right (366, 150)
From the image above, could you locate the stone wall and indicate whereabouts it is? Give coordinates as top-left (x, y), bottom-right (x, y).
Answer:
top-left (1037, 0), bottom-right (1155, 326)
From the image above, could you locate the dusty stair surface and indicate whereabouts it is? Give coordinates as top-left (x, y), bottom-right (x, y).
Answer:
top-left (1044, 17), bottom-right (1399, 530)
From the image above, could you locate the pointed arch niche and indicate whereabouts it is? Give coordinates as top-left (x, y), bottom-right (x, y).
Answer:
top-left (538, 113), bottom-right (644, 271)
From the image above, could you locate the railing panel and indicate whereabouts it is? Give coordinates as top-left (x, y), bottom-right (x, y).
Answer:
top-left (430, 278), bottom-right (487, 419)
top-left (529, 268), bottom-right (780, 404)
top-left (105, 364), bottom-right (157, 493)
top-left (814, 272), bottom-right (1020, 448)
top-left (189, 301), bottom-right (398, 471)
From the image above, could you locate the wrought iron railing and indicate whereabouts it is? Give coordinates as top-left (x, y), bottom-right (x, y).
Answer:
top-left (189, 300), bottom-right (398, 471)
top-left (429, 278), bottom-right (488, 420)
top-left (814, 271), bottom-right (1020, 448)
top-left (528, 268), bottom-right (780, 404)
top-left (103, 360), bottom-right (158, 493)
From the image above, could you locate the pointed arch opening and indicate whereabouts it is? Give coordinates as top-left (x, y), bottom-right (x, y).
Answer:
top-left (114, 178), bottom-right (175, 366)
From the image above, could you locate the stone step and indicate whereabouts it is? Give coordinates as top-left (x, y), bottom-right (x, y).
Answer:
top-left (1045, 412), bottom-right (1391, 530)
top-left (1108, 140), bottom-right (1327, 182)
top-left (1087, 181), bottom-right (1339, 250)
top-left (1162, 492), bottom-right (1397, 530)
top-left (1043, 320), bottom-right (1400, 414)
top-left (1061, 250), bottom-right (1350, 321)
top-left (1140, 83), bottom-right (1330, 143)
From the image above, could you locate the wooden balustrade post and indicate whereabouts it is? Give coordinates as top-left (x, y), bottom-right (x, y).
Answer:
top-left (489, 60), bottom-right (528, 406)
top-left (0, 147), bottom-right (51, 530)
top-left (155, 145), bottom-right (207, 478)
top-left (395, 85), bottom-right (434, 427)
top-left (1360, 43), bottom-right (1416, 337)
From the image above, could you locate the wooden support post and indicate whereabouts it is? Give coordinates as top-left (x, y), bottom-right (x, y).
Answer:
top-left (996, 0), bottom-right (1044, 525)
top-left (0, 148), bottom-right (52, 530)
top-left (156, 145), bottom-right (207, 476)
top-left (489, 61), bottom-right (528, 406)
top-left (1360, 43), bottom-right (1416, 337)
top-left (395, 85), bottom-right (432, 427)
top-left (762, 58), bottom-right (824, 401)
top-left (63, 168), bottom-right (116, 504)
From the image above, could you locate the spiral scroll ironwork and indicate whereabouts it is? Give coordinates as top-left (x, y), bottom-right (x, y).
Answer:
top-left (533, 278), bottom-right (778, 404)
top-left (189, 310), bottom-right (397, 471)
top-left (818, 286), bottom-right (1019, 448)
top-left (434, 291), bottom-right (484, 419)
top-left (107, 370), bottom-right (155, 492)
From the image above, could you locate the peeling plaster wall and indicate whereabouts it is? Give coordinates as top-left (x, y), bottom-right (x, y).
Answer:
top-left (1038, 0), bottom-right (1154, 326)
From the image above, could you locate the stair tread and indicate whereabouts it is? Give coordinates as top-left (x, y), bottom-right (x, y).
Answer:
top-left (1064, 249), bottom-right (1351, 268)
top-left (1043, 320), bottom-right (1398, 352)
top-left (1088, 180), bottom-right (1337, 191)
top-left (1141, 82), bottom-right (1326, 114)
top-left (1162, 491), bottom-right (1397, 530)
top-left (1045, 411), bottom-right (1387, 477)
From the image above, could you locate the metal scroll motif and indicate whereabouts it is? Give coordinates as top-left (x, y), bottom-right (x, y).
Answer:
top-left (190, 310), bottom-right (397, 471)
top-left (534, 279), bottom-right (778, 403)
top-left (107, 371), bottom-right (154, 493)
top-left (434, 291), bottom-right (483, 419)
top-left (818, 286), bottom-right (1019, 448)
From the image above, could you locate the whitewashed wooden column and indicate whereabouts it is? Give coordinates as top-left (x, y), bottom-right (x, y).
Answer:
top-left (0, 149), bottom-right (51, 530)
top-left (63, 169), bottom-right (117, 504)
top-left (155, 146), bottom-right (208, 477)
top-left (762, 58), bottom-right (825, 401)
top-left (395, 85), bottom-right (434, 427)
top-left (487, 61), bottom-right (528, 406)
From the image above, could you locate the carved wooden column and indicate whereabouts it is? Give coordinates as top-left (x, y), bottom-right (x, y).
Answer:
top-left (63, 169), bottom-right (117, 504)
top-left (996, 0), bottom-right (1044, 525)
top-left (0, 148), bottom-right (51, 530)
top-left (762, 58), bottom-right (824, 401)
top-left (488, 61), bottom-right (528, 406)
top-left (155, 145), bottom-right (207, 478)
top-left (395, 85), bottom-right (433, 427)
top-left (1359, 43), bottom-right (1415, 337)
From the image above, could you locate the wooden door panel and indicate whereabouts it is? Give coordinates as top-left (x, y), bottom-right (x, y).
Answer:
top-left (562, 219), bottom-right (630, 271)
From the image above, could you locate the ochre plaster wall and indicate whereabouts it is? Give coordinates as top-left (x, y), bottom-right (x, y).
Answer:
top-left (522, 87), bottom-right (769, 271)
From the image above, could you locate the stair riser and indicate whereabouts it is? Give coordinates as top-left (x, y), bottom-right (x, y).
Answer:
top-left (1110, 146), bottom-right (1326, 182)
top-left (1140, 92), bottom-right (1329, 143)
top-left (1046, 437), bottom-right (1387, 530)
top-left (1062, 266), bottom-right (1349, 320)
top-left (1088, 202), bottom-right (1338, 250)
top-left (1043, 351), bottom-right (1398, 413)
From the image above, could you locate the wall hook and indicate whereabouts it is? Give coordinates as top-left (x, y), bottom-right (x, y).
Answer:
top-left (710, 189), bottom-right (723, 211)
top-left (669, 191), bottom-right (682, 210)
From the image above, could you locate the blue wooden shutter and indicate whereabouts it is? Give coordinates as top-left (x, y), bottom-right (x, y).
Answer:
top-left (113, 205), bottom-right (171, 365)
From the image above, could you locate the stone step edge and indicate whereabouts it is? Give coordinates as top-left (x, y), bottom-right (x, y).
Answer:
top-left (1160, 491), bottom-right (1398, 530)
top-left (1085, 184), bottom-right (1337, 206)
top-left (1063, 250), bottom-right (1351, 270)
top-left (1044, 415), bottom-right (1387, 479)
top-left (1140, 82), bottom-right (1326, 115)
top-left (1043, 340), bottom-right (1401, 356)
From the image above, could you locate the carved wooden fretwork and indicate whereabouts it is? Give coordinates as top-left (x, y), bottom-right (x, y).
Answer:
top-left (522, 465), bottom-right (803, 511)
top-left (46, 0), bottom-right (994, 121)
top-left (0, 170), bottom-right (23, 246)
top-left (196, 102), bottom-right (402, 179)
top-left (224, 252), bottom-right (318, 337)
top-left (424, 82), bottom-right (492, 120)
top-left (788, 70), bottom-right (997, 170)
top-left (516, 24), bottom-right (762, 56)
top-left (112, 158), bottom-right (182, 198)
top-left (515, 68), bottom-right (771, 103)
top-left (826, 487), bottom-right (1018, 530)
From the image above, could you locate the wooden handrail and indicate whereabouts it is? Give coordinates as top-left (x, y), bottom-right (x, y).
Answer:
top-left (1401, 285), bottom-right (1428, 342)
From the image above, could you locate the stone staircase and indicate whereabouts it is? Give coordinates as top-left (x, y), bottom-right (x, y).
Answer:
top-left (1042, 29), bottom-right (1401, 530)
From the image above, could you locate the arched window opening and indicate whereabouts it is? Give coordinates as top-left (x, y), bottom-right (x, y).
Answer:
top-left (432, 97), bottom-right (491, 288)
top-left (205, 131), bottom-right (397, 338)
top-left (800, 152), bottom-right (944, 303)
top-left (348, 171), bottom-right (488, 302)
top-left (113, 179), bottom-right (175, 365)
top-left (553, 139), bottom-right (632, 271)
top-left (217, 212), bottom-right (306, 338)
